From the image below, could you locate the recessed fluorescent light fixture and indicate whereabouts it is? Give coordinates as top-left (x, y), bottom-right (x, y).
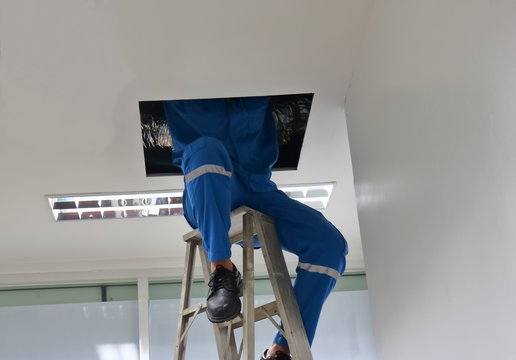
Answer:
top-left (47, 183), bottom-right (335, 221)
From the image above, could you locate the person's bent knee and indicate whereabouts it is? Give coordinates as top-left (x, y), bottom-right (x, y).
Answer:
top-left (326, 232), bottom-right (347, 275)
top-left (182, 137), bottom-right (233, 176)
top-left (302, 227), bottom-right (348, 276)
top-left (183, 137), bottom-right (227, 161)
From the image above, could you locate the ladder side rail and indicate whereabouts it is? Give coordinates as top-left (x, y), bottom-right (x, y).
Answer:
top-left (242, 213), bottom-right (256, 360)
top-left (174, 239), bottom-right (198, 360)
top-left (253, 213), bottom-right (313, 360)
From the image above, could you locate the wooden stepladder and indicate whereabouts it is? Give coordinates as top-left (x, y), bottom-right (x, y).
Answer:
top-left (174, 206), bottom-right (313, 360)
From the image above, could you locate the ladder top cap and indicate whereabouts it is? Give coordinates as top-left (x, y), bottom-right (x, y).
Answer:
top-left (182, 206), bottom-right (269, 242)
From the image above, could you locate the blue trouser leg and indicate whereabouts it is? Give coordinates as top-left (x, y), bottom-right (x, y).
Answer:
top-left (181, 137), bottom-right (234, 262)
top-left (273, 269), bottom-right (338, 347)
top-left (234, 187), bottom-right (348, 347)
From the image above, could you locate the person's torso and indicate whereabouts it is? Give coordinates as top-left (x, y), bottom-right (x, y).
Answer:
top-left (163, 97), bottom-right (278, 191)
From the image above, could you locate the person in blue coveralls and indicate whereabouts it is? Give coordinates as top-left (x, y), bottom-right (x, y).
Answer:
top-left (164, 96), bottom-right (348, 360)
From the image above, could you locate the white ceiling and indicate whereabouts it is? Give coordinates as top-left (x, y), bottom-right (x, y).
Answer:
top-left (0, 0), bottom-right (373, 286)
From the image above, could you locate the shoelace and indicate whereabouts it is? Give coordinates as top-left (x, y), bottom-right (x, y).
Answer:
top-left (208, 267), bottom-right (235, 292)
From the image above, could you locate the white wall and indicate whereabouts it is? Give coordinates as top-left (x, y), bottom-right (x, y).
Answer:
top-left (346, 1), bottom-right (516, 359)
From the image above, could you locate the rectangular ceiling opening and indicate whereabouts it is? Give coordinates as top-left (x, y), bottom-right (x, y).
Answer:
top-left (139, 93), bottom-right (314, 176)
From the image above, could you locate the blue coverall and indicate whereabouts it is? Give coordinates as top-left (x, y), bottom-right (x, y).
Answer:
top-left (164, 96), bottom-right (348, 348)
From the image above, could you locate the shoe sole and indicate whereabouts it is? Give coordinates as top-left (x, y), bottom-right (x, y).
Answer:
top-left (207, 308), bottom-right (241, 323)
top-left (206, 293), bottom-right (242, 323)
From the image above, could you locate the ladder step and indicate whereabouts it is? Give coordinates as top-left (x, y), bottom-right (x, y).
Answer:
top-left (181, 300), bottom-right (279, 328)
top-left (183, 206), bottom-right (254, 244)
top-left (222, 300), bottom-right (280, 329)
top-left (181, 302), bottom-right (207, 318)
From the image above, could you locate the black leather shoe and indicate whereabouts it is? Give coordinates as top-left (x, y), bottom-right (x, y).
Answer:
top-left (260, 349), bottom-right (292, 360)
top-left (206, 265), bottom-right (242, 323)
